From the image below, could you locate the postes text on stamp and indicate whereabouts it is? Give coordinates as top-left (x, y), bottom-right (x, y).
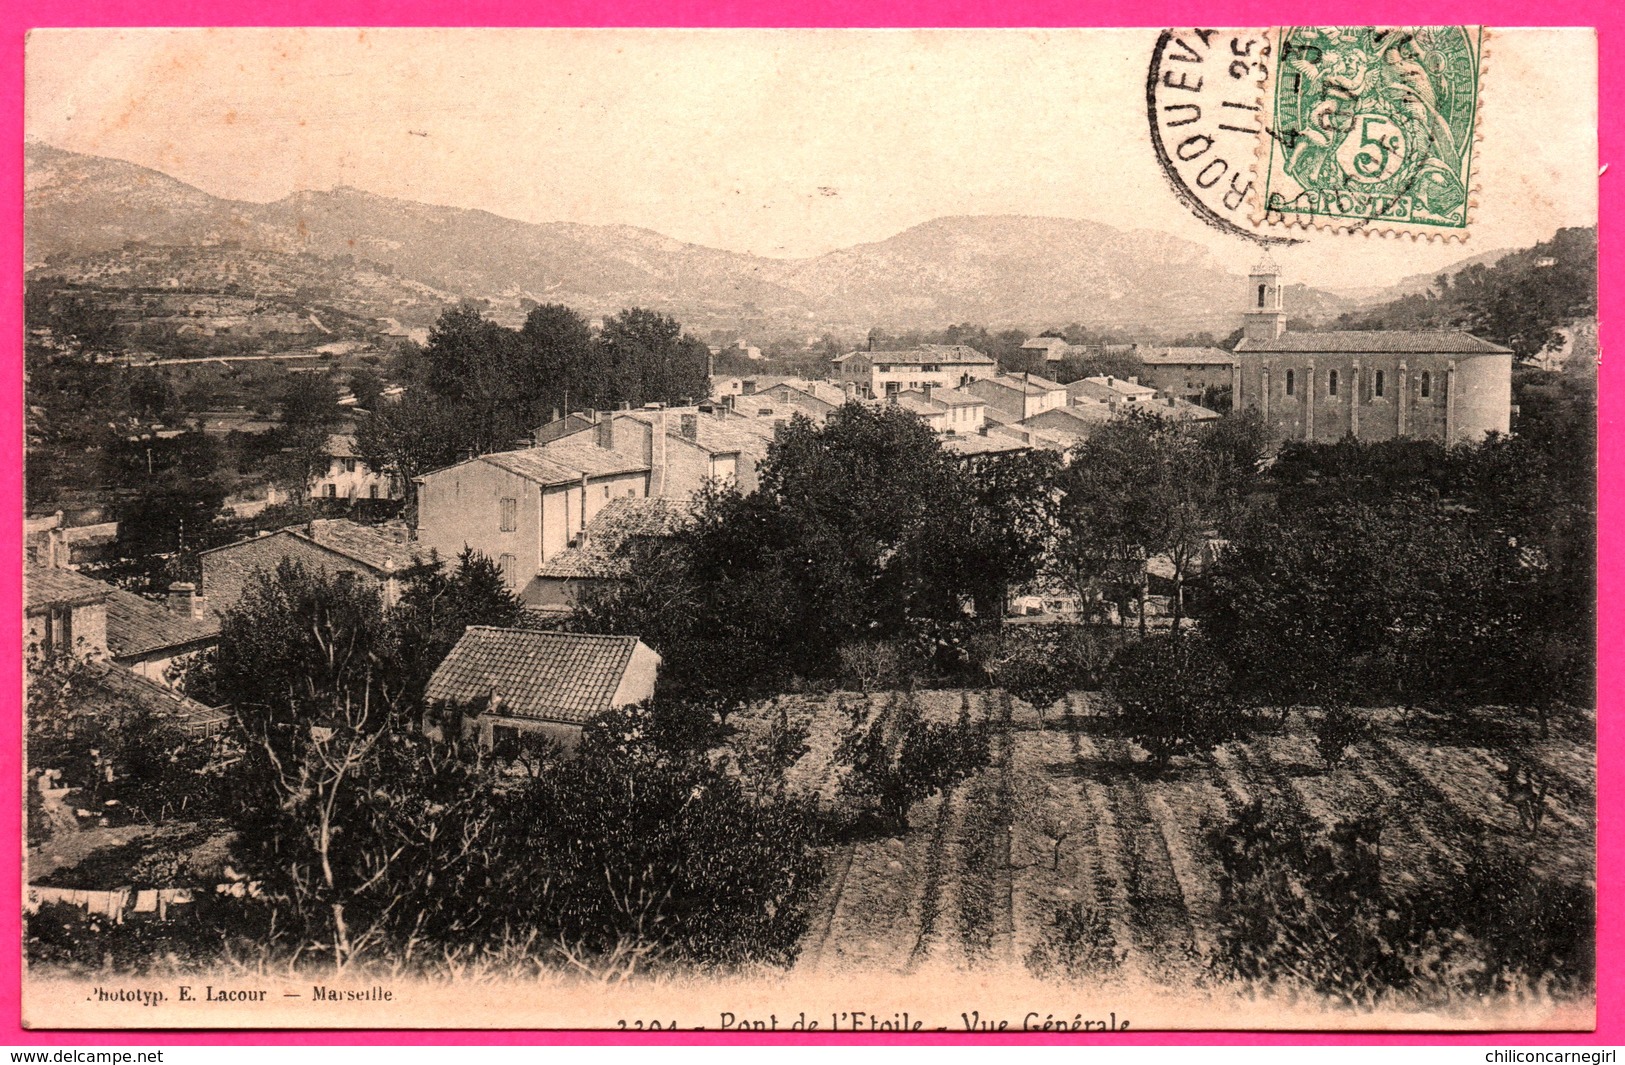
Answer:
top-left (1256, 26), bottom-right (1483, 237)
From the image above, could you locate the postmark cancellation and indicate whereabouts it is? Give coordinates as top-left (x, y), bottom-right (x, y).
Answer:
top-left (1253, 26), bottom-right (1485, 239)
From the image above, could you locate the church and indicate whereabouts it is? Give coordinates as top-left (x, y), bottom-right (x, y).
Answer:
top-left (1231, 255), bottom-right (1512, 446)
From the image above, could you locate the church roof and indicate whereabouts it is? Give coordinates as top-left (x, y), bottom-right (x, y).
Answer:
top-left (1234, 330), bottom-right (1514, 356)
top-left (1251, 250), bottom-right (1283, 275)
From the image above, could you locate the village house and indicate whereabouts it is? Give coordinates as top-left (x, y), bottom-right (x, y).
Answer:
top-left (833, 344), bottom-right (999, 399)
top-left (25, 565), bottom-right (110, 660)
top-left (414, 444), bottom-right (649, 600)
top-left (1020, 336), bottom-right (1078, 363)
top-left (737, 380), bottom-right (849, 421)
top-left (1067, 375), bottom-right (1160, 409)
top-left (1131, 345), bottom-right (1238, 400)
top-left (200, 519), bottom-right (420, 616)
top-left (102, 582), bottom-right (219, 685)
top-left (545, 406), bottom-right (776, 498)
top-left (310, 434), bottom-right (400, 502)
top-left (531, 497), bottom-right (692, 615)
top-left (424, 627), bottom-right (661, 751)
top-left (1232, 255), bottom-right (1513, 445)
top-left (966, 372), bottom-right (1069, 420)
top-left (891, 385), bottom-right (987, 434)
top-left (1019, 403), bottom-right (1114, 446)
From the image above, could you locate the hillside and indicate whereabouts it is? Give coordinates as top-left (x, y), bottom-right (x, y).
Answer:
top-left (26, 142), bottom-right (1357, 338)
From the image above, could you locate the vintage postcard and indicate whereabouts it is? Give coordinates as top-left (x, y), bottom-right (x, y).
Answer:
top-left (20, 27), bottom-right (1598, 1031)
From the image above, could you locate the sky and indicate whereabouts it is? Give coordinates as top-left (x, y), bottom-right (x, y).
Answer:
top-left (25, 27), bottom-right (1599, 291)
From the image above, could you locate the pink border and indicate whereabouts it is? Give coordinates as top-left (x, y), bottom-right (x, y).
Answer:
top-left (0, 0), bottom-right (1616, 1047)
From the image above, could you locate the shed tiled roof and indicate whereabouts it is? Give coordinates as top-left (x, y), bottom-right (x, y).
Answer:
top-left (425, 627), bottom-right (649, 724)
top-left (301, 520), bottom-right (418, 572)
top-left (52, 659), bottom-right (229, 737)
top-left (994, 372), bottom-right (1066, 394)
top-left (1136, 346), bottom-right (1236, 366)
top-left (104, 588), bottom-right (220, 659)
top-left (941, 432), bottom-right (1032, 456)
top-left (24, 565), bottom-right (110, 612)
top-left (199, 519), bottom-right (419, 575)
top-left (841, 345), bottom-right (997, 366)
top-left (527, 438), bottom-right (654, 481)
top-left (1235, 330), bottom-right (1514, 355)
top-left (537, 497), bottom-right (691, 580)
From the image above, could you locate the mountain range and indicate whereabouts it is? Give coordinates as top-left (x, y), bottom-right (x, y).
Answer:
top-left (27, 141), bottom-right (1374, 339)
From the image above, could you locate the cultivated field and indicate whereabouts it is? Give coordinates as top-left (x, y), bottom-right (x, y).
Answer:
top-left (729, 689), bottom-right (1597, 988)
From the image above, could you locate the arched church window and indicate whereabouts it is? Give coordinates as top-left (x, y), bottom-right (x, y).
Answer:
top-left (1421, 371), bottom-right (1431, 398)
top-left (1285, 369), bottom-right (1295, 396)
top-left (1257, 284), bottom-right (1267, 308)
top-left (1375, 370), bottom-right (1385, 397)
top-left (1328, 369), bottom-right (1339, 396)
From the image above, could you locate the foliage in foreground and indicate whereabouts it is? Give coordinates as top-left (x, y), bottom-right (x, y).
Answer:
top-left (1203, 801), bottom-right (1594, 1008)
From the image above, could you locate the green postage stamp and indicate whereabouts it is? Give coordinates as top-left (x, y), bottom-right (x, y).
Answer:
top-left (1257, 26), bottom-right (1484, 236)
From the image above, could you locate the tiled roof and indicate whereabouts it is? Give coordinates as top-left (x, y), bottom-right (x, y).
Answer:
top-left (893, 391), bottom-right (949, 415)
top-left (481, 445), bottom-right (648, 486)
top-left (25, 565), bottom-right (110, 612)
top-left (538, 497), bottom-right (691, 580)
top-left (1136, 346), bottom-right (1236, 366)
top-left (425, 627), bottom-right (650, 724)
top-left (532, 437), bottom-right (655, 480)
top-left (934, 386), bottom-right (985, 408)
top-left (55, 659), bottom-right (229, 736)
top-left (1022, 337), bottom-right (1072, 351)
top-left (684, 416), bottom-right (777, 455)
top-left (941, 432), bottom-right (1032, 456)
top-left (1069, 376), bottom-right (1158, 401)
top-left (757, 381), bottom-right (844, 408)
top-left (993, 372), bottom-right (1065, 394)
top-left (201, 520), bottom-right (419, 574)
top-left (104, 588), bottom-right (220, 659)
top-left (843, 345), bottom-right (998, 366)
top-left (301, 520), bottom-right (419, 572)
top-left (1235, 330), bottom-right (1514, 355)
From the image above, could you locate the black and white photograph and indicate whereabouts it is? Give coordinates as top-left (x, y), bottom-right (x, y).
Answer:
top-left (20, 27), bottom-right (1598, 1030)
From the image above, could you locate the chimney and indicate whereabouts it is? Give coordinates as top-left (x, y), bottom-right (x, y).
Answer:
top-left (922, 382), bottom-right (934, 403)
top-left (647, 414), bottom-right (669, 497)
top-left (597, 415), bottom-right (616, 450)
top-left (167, 582), bottom-right (203, 618)
top-left (619, 400), bottom-right (632, 411)
top-left (680, 413), bottom-right (699, 441)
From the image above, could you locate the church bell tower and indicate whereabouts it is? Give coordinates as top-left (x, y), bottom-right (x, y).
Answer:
top-left (1244, 252), bottom-right (1287, 342)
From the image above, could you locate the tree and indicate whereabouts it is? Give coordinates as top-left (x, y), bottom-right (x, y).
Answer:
top-left (835, 693), bottom-right (990, 830)
top-left (1054, 412), bottom-right (1223, 636)
top-left (391, 548), bottom-right (523, 707)
top-left (494, 705), bottom-right (823, 968)
top-left (996, 626), bottom-right (1112, 725)
top-left (193, 559), bottom-right (403, 728)
top-left (518, 303), bottom-right (599, 417)
top-left (577, 404), bottom-right (1016, 707)
top-left (954, 448), bottom-right (1062, 617)
top-left (596, 308), bottom-right (710, 409)
top-left (347, 367), bottom-right (386, 412)
top-left (353, 391), bottom-right (481, 518)
top-left (1105, 635), bottom-right (1235, 774)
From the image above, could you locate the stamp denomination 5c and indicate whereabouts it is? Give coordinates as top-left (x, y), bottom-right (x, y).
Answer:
top-left (1255, 26), bottom-right (1484, 238)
